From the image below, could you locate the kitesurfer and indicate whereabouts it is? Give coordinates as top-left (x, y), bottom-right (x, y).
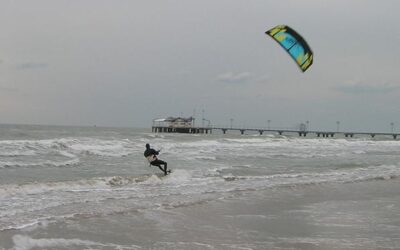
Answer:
top-left (144, 143), bottom-right (169, 175)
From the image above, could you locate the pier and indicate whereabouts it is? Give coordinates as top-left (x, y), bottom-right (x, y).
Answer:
top-left (212, 127), bottom-right (399, 139)
top-left (152, 125), bottom-right (398, 139)
top-left (151, 117), bottom-right (398, 139)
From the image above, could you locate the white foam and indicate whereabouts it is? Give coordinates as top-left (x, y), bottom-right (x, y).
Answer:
top-left (0, 158), bottom-right (79, 169)
top-left (0, 177), bottom-right (108, 197)
top-left (0, 173), bottom-right (174, 198)
top-left (162, 169), bottom-right (193, 184)
top-left (11, 235), bottom-right (141, 250)
top-left (53, 138), bottom-right (132, 157)
top-left (0, 150), bottom-right (36, 157)
top-left (234, 164), bottom-right (400, 187)
top-left (166, 136), bottom-right (400, 161)
top-left (0, 137), bottom-right (134, 159)
top-left (12, 235), bottom-right (95, 250)
top-left (57, 150), bottom-right (76, 158)
top-left (194, 156), bottom-right (217, 160)
top-left (142, 174), bottom-right (163, 184)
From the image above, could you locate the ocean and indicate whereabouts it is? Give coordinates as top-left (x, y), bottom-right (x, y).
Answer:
top-left (0, 124), bottom-right (399, 250)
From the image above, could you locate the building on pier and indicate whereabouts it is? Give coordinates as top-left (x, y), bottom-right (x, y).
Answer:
top-left (152, 116), bottom-right (211, 134)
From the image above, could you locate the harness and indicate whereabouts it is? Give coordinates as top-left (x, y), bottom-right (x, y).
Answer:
top-left (146, 154), bottom-right (157, 163)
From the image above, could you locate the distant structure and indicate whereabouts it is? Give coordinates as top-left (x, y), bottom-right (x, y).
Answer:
top-left (151, 118), bottom-right (398, 139)
top-left (152, 116), bottom-right (211, 134)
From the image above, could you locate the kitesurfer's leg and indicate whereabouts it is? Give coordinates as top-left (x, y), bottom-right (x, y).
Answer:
top-left (162, 162), bottom-right (168, 175)
top-left (151, 160), bottom-right (167, 175)
top-left (158, 160), bottom-right (168, 175)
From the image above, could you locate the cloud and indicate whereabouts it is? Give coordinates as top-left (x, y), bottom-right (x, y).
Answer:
top-left (335, 82), bottom-right (399, 94)
top-left (16, 62), bottom-right (48, 70)
top-left (216, 72), bottom-right (252, 84)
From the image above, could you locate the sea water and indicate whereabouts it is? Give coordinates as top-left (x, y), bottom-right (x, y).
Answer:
top-left (0, 124), bottom-right (399, 250)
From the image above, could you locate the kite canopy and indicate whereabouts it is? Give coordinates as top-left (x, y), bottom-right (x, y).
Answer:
top-left (266, 25), bottom-right (313, 72)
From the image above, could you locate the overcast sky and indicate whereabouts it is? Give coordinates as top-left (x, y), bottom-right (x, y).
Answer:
top-left (1, 0), bottom-right (400, 132)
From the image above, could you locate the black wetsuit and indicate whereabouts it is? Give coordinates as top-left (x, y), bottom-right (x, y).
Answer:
top-left (144, 148), bottom-right (168, 175)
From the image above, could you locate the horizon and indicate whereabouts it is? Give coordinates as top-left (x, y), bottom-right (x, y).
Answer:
top-left (0, 120), bottom-right (398, 135)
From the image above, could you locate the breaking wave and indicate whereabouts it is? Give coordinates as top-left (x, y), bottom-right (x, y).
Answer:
top-left (11, 234), bottom-right (141, 250)
top-left (0, 138), bottom-right (134, 159)
top-left (1, 164), bottom-right (399, 231)
top-left (0, 159), bottom-right (80, 169)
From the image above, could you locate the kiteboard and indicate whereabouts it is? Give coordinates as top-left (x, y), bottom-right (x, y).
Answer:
top-left (153, 169), bottom-right (171, 175)
top-left (108, 170), bottom-right (173, 186)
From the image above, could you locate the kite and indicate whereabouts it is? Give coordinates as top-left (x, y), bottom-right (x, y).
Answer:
top-left (266, 25), bottom-right (313, 72)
